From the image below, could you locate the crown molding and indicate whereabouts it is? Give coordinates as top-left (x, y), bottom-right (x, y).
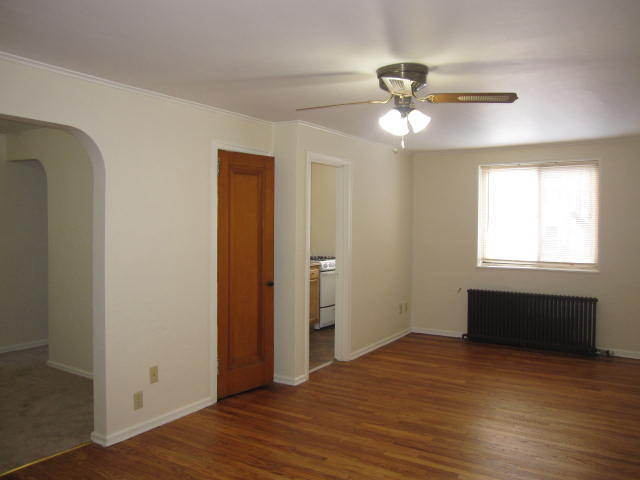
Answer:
top-left (0, 51), bottom-right (272, 126)
top-left (0, 51), bottom-right (398, 149)
top-left (411, 133), bottom-right (640, 156)
top-left (274, 120), bottom-right (392, 150)
top-left (5, 51), bottom-right (636, 154)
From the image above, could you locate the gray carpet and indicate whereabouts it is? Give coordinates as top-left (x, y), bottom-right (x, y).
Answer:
top-left (0, 346), bottom-right (93, 473)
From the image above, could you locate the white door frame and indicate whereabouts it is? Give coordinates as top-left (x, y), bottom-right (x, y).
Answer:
top-left (210, 140), bottom-right (273, 401)
top-left (304, 151), bottom-right (352, 375)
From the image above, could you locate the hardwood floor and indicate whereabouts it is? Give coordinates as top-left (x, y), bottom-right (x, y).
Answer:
top-left (309, 325), bottom-right (334, 370)
top-left (6, 334), bottom-right (640, 479)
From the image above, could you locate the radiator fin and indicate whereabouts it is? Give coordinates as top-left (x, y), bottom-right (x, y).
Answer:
top-left (467, 289), bottom-right (597, 355)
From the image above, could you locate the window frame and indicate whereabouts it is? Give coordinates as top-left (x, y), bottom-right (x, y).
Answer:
top-left (477, 159), bottom-right (600, 273)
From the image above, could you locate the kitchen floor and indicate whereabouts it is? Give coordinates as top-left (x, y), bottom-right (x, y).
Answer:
top-left (309, 326), bottom-right (334, 370)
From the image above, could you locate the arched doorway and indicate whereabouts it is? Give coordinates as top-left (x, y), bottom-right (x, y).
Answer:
top-left (0, 114), bottom-right (105, 472)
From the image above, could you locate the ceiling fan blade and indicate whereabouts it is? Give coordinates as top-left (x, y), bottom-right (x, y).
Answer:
top-left (425, 93), bottom-right (518, 104)
top-left (296, 96), bottom-right (392, 111)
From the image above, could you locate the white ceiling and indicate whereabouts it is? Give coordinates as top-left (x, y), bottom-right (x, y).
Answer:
top-left (1, 0), bottom-right (639, 150)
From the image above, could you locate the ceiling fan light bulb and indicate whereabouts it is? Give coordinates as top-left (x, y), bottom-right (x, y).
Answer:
top-left (408, 109), bottom-right (431, 133)
top-left (378, 109), bottom-right (409, 136)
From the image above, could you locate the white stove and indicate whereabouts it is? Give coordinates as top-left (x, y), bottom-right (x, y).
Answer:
top-left (311, 255), bottom-right (335, 272)
top-left (310, 256), bottom-right (336, 329)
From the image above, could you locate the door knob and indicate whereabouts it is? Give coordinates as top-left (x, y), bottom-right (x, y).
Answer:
top-left (267, 281), bottom-right (274, 286)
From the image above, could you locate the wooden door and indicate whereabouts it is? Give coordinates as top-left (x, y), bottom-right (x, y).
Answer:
top-left (217, 150), bottom-right (274, 398)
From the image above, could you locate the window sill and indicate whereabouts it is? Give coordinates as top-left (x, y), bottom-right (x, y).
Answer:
top-left (476, 264), bottom-right (600, 274)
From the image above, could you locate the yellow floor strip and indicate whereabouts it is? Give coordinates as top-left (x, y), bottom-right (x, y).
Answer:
top-left (0, 441), bottom-right (92, 477)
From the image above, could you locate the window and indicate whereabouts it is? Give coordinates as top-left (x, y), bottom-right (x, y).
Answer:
top-left (478, 161), bottom-right (599, 271)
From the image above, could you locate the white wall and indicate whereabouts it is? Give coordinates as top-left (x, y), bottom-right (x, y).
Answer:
top-left (0, 54), bottom-right (273, 441)
top-left (274, 122), bottom-right (413, 381)
top-left (7, 46), bottom-right (635, 449)
top-left (0, 135), bottom-right (48, 351)
top-left (0, 52), bottom-right (414, 443)
top-left (272, 124), bottom-right (299, 381)
top-left (310, 163), bottom-right (337, 257)
top-left (8, 128), bottom-right (93, 374)
top-left (411, 136), bottom-right (640, 357)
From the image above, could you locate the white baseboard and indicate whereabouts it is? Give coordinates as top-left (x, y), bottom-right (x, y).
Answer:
top-left (411, 327), bottom-right (463, 338)
top-left (273, 373), bottom-right (308, 386)
top-left (91, 396), bottom-right (216, 447)
top-left (47, 360), bottom-right (93, 379)
top-left (349, 327), bottom-right (411, 361)
top-left (599, 348), bottom-right (640, 360)
top-left (0, 339), bottom-right (48, 354)
top-left (89, 431), bottom-right (108, 446)
top-left (410, 328), bottom-right (640, 360)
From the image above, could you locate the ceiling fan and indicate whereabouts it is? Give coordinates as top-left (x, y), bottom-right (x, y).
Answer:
top-left (296, 63), bottom-right (518, 145)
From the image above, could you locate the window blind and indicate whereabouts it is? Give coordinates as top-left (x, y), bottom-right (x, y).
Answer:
top-left (478, 161), bottom-right (599, 270)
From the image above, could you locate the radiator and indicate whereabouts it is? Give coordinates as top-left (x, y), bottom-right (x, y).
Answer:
top-left (467, 289), bottom-right (598, 356)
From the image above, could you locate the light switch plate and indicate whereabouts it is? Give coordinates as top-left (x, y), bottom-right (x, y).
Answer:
top-left (133, 391), bottom-right (143, 410)
top-left (150, 365), bottom-right (159, 384)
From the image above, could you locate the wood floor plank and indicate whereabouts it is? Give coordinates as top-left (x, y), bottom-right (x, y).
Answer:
top-left (5, 334), bottom-right (640, 480)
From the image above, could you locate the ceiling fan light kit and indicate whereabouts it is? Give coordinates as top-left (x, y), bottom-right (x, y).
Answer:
top-left (407, 109), bottom-right (431, 133)
top-left (378, 109), bottom-right (409, 136)
top-left (378, 96), bottom-right (432, 136)
top-left (297, 62), bottom-right (518, 147)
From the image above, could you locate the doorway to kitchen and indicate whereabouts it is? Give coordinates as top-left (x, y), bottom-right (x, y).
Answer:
top-left (305, 152), bottom-right (352, 374)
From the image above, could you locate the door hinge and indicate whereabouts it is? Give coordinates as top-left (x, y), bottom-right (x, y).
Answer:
top-left (217, 358), bottom-right (220, 375)
top-left (217, 159), bottom-right (220, 176)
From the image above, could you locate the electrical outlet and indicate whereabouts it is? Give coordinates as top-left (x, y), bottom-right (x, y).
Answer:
top-left (133, 391), bottom-right (143, 410)
top-left (149, 365), bottom-right (159, 384)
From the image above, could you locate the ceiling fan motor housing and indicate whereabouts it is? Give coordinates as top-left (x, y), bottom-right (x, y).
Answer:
top-left (377, 63), bottom-right (429, 97)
